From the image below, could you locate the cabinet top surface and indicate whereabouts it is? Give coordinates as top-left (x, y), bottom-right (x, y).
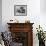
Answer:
top-left (7, 23), bottom-right (34, 25)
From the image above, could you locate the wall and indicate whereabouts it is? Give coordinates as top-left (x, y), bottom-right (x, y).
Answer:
top-left (40, 0), bottom-right (46, 13)
top-left (0, 0), bottom-right (2, 32)
top-left (40, 0), bottom-right (46, 31)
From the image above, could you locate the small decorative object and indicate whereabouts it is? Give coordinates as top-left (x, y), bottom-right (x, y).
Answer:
top-left (10, 20), bottom-right (13, 21)
top-left (36, 25), bottom-right (45, 46)
top-left (25, 20), bottom-right (30, 23)
top-left (14, 5), bottom-right (27, 16)
top-left (9, 19), bottom-right (14, 23)
top-left (9, 19), bottom-right (19, 23)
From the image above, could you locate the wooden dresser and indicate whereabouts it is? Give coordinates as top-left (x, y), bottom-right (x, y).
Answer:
top-left (7, 23), bottom-right (34, 46)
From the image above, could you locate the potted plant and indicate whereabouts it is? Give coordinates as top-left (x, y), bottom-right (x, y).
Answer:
top-left (36, 25), bottom-right (45, 46)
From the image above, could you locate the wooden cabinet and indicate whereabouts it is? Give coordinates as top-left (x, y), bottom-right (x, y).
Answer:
top-left (7, 23), bottom-right (34, 46)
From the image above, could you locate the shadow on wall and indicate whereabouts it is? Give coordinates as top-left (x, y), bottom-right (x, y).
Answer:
top-left (0, 0), bottom-right (2, 32)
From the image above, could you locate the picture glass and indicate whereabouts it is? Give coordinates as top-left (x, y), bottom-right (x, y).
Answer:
top-left (14, 5), bottom-right (27, 16)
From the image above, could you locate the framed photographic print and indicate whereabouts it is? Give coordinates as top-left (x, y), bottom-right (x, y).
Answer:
top-left (14, 5), bottom-right (27, 16)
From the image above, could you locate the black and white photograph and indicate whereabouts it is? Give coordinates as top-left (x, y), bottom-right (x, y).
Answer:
top-left (14, 5), bottom-right (27, 16)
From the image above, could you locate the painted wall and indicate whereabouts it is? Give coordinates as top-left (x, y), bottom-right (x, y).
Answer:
top-left (40, 0), bottom-right (46, 31)
top-left (0, 0), bottom-right (2, 32)
top-left (40, 0), bottom-right (46, 13)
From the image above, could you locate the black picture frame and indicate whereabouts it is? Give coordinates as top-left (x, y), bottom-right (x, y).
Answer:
top-left (14, 5), bottom-right (27, 16)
